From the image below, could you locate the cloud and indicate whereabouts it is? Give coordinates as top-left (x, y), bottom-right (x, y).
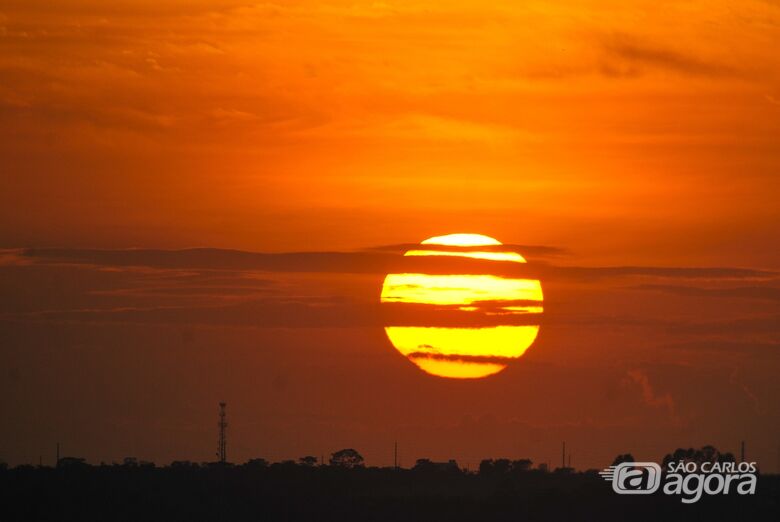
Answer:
top-left (367, 243), bottom-right (569, 258)
top-left (3, 247), bottom-right (776, 336)
top-left (20, 247), bottom-right (396, 273)
top-left (0, 0), bottom-right (250, 16)
top-left (381, 301), bottom-right (543, 328)
top-left (19, 248), bottom-right (775, 280)
top-left (633, 284), bottom-right (780, 302)
top-left (668, 315), bottom-right (780, 336)
top-left (16, 296), bottom-right (378, 329)
top-left (601, 34), bottom-right (736, 78)
top-left (729, 367), bottom-right (765, 415)
top-left (624, 369), bottom-right (678, 423)
top-left (540, 265), bottom-right (774, 281)
top-left (660, 340), bottom-right (780, 357)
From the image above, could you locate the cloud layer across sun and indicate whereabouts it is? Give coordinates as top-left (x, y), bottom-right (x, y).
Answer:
top-left (1, 245), bottom-right (778, 468)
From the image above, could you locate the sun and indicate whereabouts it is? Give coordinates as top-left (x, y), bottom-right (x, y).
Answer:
top-left (380, 233), bottom-right (543, 379)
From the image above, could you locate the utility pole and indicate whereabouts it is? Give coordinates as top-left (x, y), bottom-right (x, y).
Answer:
top-left (568, 454), bottom-right (571, 469)
top-left (217, 402), bottom-right (227, 464)
top-left (740, 440), bottom-right (745, 463)
top-left (56, 442), bottom-right (60, 468)
top-left (562, 442), bottom-right (566, 469)
top-left (394, 441), bottom-right (398, 469)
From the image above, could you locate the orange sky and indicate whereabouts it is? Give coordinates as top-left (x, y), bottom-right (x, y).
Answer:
top-left (1, 1), bottom-right (779, 265)
top-left (1, 1), bottom-right (779, 470)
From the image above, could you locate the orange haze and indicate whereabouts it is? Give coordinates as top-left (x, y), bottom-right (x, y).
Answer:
top-left (1, 1), bottom-right (779, 471)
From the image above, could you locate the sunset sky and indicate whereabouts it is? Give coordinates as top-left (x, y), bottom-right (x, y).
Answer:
top-left (1, 1), bottom-right (779, 470)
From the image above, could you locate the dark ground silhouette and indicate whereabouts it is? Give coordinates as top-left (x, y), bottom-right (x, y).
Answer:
top-left (1, 450), bottom-right (778, 522)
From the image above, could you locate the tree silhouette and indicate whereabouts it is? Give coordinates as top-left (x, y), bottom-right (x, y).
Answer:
top-left (299, 456), bottom-right (318, 467)
top-left (511, 459), bottom-right (533, 472)
top-left (1, 450), bottom-right (776, 521)
top-left (661, 445), bottom-right (733, 469)
top-left (170, 460), bottom-right (199, 469)
top-left (479, 459), bottom-right (493, 475)
top-left (611, 454), bottom-right (635, 466)
top-left (329, 448), bottom-right (364, 468)
top-left (413, 459), bottom-right (459, 473)
top-left (479, 458), bottom-right (533, 475)
top-left (245, 458), bottom-right (268, 468)
top-left (414, 458), bottom-right (434, 471)
top-left (492, 458), bottom-right (511, 474)
top-left (719, 451), bottom-right (736, 463)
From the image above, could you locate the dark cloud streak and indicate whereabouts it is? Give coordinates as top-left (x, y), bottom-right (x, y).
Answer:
top-left (20, 248), bottom-right (776, 280)
top-left (602, 34), bottom-right (737, 77)
top-left (633, 284), bottom-right (780, 302)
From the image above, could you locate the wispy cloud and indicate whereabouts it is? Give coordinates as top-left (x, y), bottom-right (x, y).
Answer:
top-left (633, 284), bottom-right (780, 301)
top-left (1, 247), bottom-right (776, 338)
top-left (624, 369), bottom-right (679, 423)
top-left (600, 33), bottom-right (737, 78)
top-left (18, 248), bottom-right (776, 280)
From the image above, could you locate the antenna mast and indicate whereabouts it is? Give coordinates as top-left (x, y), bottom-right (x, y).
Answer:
top-left (217, 402), bottom-right (227, 463)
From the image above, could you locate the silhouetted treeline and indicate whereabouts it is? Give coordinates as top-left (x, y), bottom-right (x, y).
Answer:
top-left (0, 447), bottom-right (777, 521)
